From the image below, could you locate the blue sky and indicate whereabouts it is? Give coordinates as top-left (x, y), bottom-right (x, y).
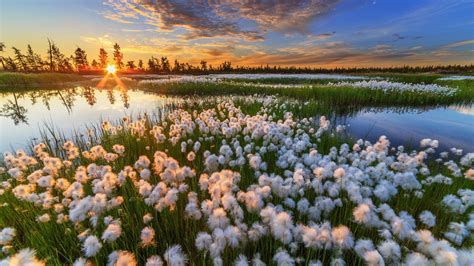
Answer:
top-left (1, 0), bottom-right (473, 67)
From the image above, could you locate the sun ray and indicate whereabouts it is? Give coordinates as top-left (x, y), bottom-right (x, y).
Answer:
top-left (96, 72), bottom-right (110, 88)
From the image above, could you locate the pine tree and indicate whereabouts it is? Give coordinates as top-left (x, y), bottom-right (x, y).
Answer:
top-left (12, 47), bottom-right (28, 71)
top-left (113, 43), bottom-right (124, 69)
top-left (200, 60), bottom-right (207, 71)
top-left (173, 59), bottom-right (180, 72)
top-left (161, 57), bottom-right (170, 72)
top-left (26, 45), bottom-right (41, 71)
top-left (91, 59), bottom-right (99, 70)
top-left (74, 47), bottom-right (89, 71)
top-left (137, 59), bottom-right (143, 71)
top-left (99, 48), bottom-right (108, 68)
top-left (126, 60), bottom-right (136, 70)
top-left (0, 42), bottom-right (6, 70)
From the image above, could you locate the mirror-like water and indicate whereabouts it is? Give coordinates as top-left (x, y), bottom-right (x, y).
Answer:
top-left (342, 106), bottom-right (474, 152)
top-left (0, 86), bottom-right (473, 153)
top-left (0, 88), bottom-right (178, 151)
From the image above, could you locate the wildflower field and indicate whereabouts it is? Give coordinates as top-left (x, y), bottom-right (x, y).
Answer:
top-left (1, 0), bottom-right (474, 263)
top-left (0, 77), bottom-right (473, 266)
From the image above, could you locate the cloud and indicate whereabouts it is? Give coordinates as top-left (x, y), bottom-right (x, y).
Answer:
top-left (391, 33), bottom-right (423, 42)
top-left (444, 40), bottom-right (474, 48)
top-left (227, 40), bottom-right (473, 67)
top-left (373, 44), bottom-right (392, 52)
top-left (315, 32), bottom-right (336, 40)
top-left (410, 46), bottom-right (423, 50)
top-left (80, 35), bottom-right (115, 47)
top-left (215, 1), bottom-right (339, 34)
top-left (102, 0), bottom-right (340, 41)
top-left (100, 11), bottom-right (135, 24)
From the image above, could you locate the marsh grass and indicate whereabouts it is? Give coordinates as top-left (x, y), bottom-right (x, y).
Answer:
top-left (140, 80), bottom-right (473, 110)
top-left (0, 72), bottom-right (89, 87)
top-left (0, 97), bottom-right (471, 265)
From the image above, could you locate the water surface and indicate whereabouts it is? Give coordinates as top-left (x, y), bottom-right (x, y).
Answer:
top-left (0, 88), bottom-right (177, 151)
top-left (341, 106), bottom-right (474, 152)
top-left (0, 86), bottom-right (472, 153)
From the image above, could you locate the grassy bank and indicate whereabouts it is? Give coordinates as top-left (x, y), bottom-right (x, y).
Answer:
top-left (140, 79), bottom-right (474, 108)
top-left (0, 72), bottom-right (88, 87)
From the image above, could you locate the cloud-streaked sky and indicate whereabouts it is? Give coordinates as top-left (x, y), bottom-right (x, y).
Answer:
top-left (1, 0), bottom-right (473, 67)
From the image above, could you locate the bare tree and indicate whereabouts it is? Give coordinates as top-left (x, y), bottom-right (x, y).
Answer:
top-left (47, 38), bottom-right (54, 72)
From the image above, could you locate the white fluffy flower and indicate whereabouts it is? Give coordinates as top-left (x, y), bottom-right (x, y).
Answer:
top-left (0, 227), bottom-right (16, 245)
top-left (101, 223), bottom-right (122, 243)
top-left (140, 227), bottom-right (155, 246)
top-left (107, 250), bottom-right (137, 266)
top-left (164, 245), bottom-right (188, 266)
top-left (403, 252), bottom-right (429, 266)
top-left (377, 240), bottom-right (401, 261)
top-left (145, 255), bottom-right (163, 266)
top-left (363, 250), bottom-right (384, 266)
top-left (418, 211), bottom-right (436, 228)
top-left (332, 225), bottom-right (354, 249)
top-left (82, 235), bottom-right (102, 257)
top-left (0, 248), bottom-right (45, 266)
top-left (273, 249), bottom-right (294, 266)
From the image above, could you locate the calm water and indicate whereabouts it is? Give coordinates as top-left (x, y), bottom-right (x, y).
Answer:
top-left (0, 88), bottom-right (179, 151)
top-left (341, 106), bottom-right (474, 152)
top-left (0, 86), bottom-right (473, 153)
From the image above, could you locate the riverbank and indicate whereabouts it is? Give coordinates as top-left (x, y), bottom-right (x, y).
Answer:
top-left (0, 72), bottom-right (88, 87)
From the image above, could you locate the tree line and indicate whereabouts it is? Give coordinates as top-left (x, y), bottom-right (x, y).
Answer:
top-left (0, 40), bottom-right (473, 74)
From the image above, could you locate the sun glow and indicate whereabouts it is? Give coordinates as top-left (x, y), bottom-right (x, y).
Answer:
top-left (97, 64), bottom-right (126, 89)
top-left (106, 64), bottom-right (117, 74)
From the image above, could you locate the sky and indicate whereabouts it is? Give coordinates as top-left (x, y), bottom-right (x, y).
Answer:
top-left (1, 0), bottom-right (473, 68)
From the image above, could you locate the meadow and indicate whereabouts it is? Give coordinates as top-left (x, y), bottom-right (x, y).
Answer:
top-left (0, 73), bottom-right (473, 265)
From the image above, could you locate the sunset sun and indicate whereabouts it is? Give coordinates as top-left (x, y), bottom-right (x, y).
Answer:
top-left (106, 64), bottom-right (117, 74)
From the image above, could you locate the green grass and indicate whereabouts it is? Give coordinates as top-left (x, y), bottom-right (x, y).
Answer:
top-left (0, 72), bottom-right (88, 87)
top-left (140, 79), bottom-right (474, 111)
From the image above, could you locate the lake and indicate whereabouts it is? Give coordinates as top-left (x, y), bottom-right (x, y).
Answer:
top-left (0, 86), bottom-right (473, 153)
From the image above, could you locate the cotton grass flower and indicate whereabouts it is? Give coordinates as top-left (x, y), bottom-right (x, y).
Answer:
top-left (101, 223), bottom-right (122, 243)
top-left (0, 248), bottom-right (45, 266)
top-left (145, 255), bottom-right (164, 266)
top-left (0, 96), bottom-right (473, 264)
top-left (273, 249), bottom-right (294, 266)
top-left (73, 257), bottom-right (92, 266)
top-left (107, 250), bottom-right (137, 266)
top-left (164, 245), bottom-right (188, 266)
top-left (139, 226), bottom-right (155, 247)
top-left (82, 235), bottom-right (102, 257)
top-left (363, 250), bottom-right (384, 266)
top-left (331, 225), bottom-right (354, 249)
top-left (0, 227), bottom-right (16, 245)
top-left (419, 211), bottom-right (436, 228)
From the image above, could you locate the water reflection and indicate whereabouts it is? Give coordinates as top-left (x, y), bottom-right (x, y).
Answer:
top-left (0, 86), bottom-right (179, 151)
top-left (0, 87), bottom-right (134, 125)
top-left (0, 86), bottom-right (472, 153)
top-left (0, 93), bottom-right (28, 125)
top-left (339, 104), bottom-right (474, 152)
